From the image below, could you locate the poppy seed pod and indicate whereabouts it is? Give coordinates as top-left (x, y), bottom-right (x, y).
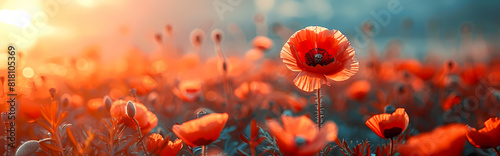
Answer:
top-left (104, 96), bottom-right (112, 112)
top-left (384, 105), bottom-right (396, 114)
top-left (211, 29), bottom-right (223, 44)
top-left (126, 100), bottom-right (136, 118)
top-left (15, 140), bottom-right (40, 156)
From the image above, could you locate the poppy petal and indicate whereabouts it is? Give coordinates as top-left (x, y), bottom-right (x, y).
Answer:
top-left (293, 71), bottom-right (329, 92)
top-left (266, 118), bottom-right (296, 153)
top-left (325, 58), bottom-right (359, 81)
top-left (366, 114), bottom-right (390, 139)
top-left (301, 121), bottom-right (338, 155)
top-left (281, 115), bottom-right (317, 142)
top-left (281, 42), bottom-right (303, 72)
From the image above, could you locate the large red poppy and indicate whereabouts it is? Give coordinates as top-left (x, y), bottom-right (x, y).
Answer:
top-left (466, 117), bottom-right (500, 148)
top-left (280, 26), bottom-right (359, 92)
top-left (398, 123), bottom-right (468, 156)
top-left (172, 113), bottom-right (228, 147)
top-left (266, 115), bottom-right (338, 156)
top-left (110, 100), bottom-right (158, 134)
top-left (365, 108), bottom-right (409, 139)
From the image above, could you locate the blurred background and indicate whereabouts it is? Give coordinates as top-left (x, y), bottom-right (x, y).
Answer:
top-left (1, 0), bottom-right (500, 60)
top-left (2, 0), bottom-right (500, 155)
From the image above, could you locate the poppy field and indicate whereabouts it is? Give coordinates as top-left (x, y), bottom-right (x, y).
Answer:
top-left (1, 1), bottom-right (500, 156)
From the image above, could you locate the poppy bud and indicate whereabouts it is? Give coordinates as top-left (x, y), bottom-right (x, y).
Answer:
top-left (130, 88), bottom-right (137, 97)
top-left (384, 105), bottom-right (396, 114)
top-left (211, 29), bottom-right (223, 44)
top-left (222, 62), bottom-right (227, 72)
top-left (1, 112), bottom-right (9, 123)
top-left (165, 25), bottom-right (173, 36)
top-left (196, 110), bottom-right (207, 119)
top-left (154, 33), bottom-right (162, 43)
top-left (190, 29), bottom-right (205, 47)
top-left (15, 140), bottom-right (40, 156)
top-left (282, 110), bottom-right (293, 116)
top-left (49, 88), bottom-right (57, 99)
top-left (104, 96), bottom-right (112, 112)
top-left (60, 94), bottom-right (70, 108)
top-left (126, 101), bottom-right (136, 118)
top-left (252, 36), bottom-right (273, 50)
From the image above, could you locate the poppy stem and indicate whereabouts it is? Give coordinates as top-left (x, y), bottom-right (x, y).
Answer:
top-left (132, 118), bottom-right (149, 156)
top-left (494, 147), bottom-right (500, 156)
top-left (316, 88), bottom-right (322, 130)
top-left (316, 88), bottom-right (323, 156)
top-left (202, 145), bottom-right (206, 156)
top-left (389, 138), bottom-right (394, 156)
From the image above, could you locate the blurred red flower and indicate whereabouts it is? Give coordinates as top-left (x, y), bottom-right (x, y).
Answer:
top-left (266, 115), bottom-right (338, 156)
top-left (398, 123), bottom-right (467, 156)
top-left (466, 117), bottom-right (500, 148)
top-left (172, 113), bottom-right (228, 147)
top-left (110, 100), bottom-right (158, 134)
top-left (234, 81), bottom-right (272, 100)
top-left (172, 79), bottom-right (202, 102)
top-left (441, 92), bottom-right (461, 111)
top-left (280, 26), bottom-right (359, 92)
top-left (347, 80), bottom-right (371, 101)
top-left (147, 133), bottom-right (183, 156)
top-left (366, 108), bottom-right (409, 139)
top-left (460, 63), bottom-right (487, 86)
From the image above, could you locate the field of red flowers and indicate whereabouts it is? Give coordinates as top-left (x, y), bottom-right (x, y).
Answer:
top-left (1, 3), bottom-right (500, 155)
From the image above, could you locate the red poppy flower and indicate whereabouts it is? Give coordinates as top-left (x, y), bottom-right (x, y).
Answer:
top-left (280, 26), bottom-right (359, 92)
top-left (129, 76), bottom-right (158, 96)
top-left (110, 100), bottom-right (158, 134)
top-left (466, 117), bottom-right (500, 148)
top-left (365, 108), bottom-right (409, 139)
top-left (172, 79), bottom-right (202, 102)
top-left (347, 80), bottom-right (371, 101)
top-left (441, 92), bottom-right (461, 111)
top-left (234, 81), bottom-right (272, 100)
top-left (172, 113), bottom-right (228, 147)
top-left (147, 133), bottom-right (183, 156)
top-left (266, 115), bottom-right (338, 156)
top-left (252, 36), bottom-right (273, 50)
top-left (398, 123), bottom-right (467, 156)
top-left (460, 63), bottom-right (487, 86)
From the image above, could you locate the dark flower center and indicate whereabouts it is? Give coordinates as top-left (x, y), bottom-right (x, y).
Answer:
top-left (192, 138), bottom-right (214, 146)
top-left (294, 136), bottom-right (307, 147)
top-left (383, 127), bottom-right (403, 139)
top-left (305, 48), bottom-right (335, 67)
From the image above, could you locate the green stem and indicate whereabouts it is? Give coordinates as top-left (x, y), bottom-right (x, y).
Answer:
top-left (317, 88), bottom-right (322, 130)
top-left (389, 138), bottom-right (394, 156)
top-left (202, 145), bottom-right (206, 156)
top-left (316, 88), bottom-right (323, 156)
top-left (132, 118), bottom-right (148, 156)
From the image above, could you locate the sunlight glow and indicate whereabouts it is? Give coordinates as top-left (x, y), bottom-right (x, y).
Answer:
top-left (0, 9), bottom-right (32, 28)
